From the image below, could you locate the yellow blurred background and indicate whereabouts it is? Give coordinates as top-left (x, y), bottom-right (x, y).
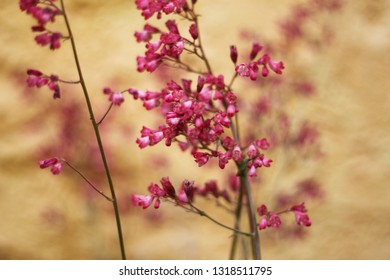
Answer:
top-left (1, 0), bottom-right (389, 259)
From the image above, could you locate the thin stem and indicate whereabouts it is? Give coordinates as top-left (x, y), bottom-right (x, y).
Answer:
top-left (243, 172), bottom-right (261, 260)
top-left (229, 170), bottom-right (245, 259)
top-left (187, 203), bottom-right (252, 237)
top-left (97, 103), bottom-right (113, 126)
top-left (190, 8), bottom-right (213, 74)
top-left (62, 159), bottom-right (113, 202)
top-left (60, 0), bottom-right (126, 260)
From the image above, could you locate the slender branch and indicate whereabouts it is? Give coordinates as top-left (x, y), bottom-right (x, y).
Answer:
top-left (187, 203), bottom-right (252, 237)
top-left (229, 168), bottom-right (245, 259)
top-left (190, 8), bottom-right (213, 74)
top-left (97, 103), bottom-right (113, 126)
top-left (58, 79), bottom-right (80, 84)
top-left (243, 172), bottom-right (261, 260)
top-left (60, 0), bottom-right (126, 260)
top-left (62, 159), bottom-right (113, 202)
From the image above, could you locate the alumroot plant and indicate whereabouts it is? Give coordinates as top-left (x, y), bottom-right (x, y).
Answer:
top-left (20, 0), bottom-right (320, 260)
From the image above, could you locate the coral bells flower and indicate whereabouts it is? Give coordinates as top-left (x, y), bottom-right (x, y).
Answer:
top-left (135, 0), bottom-right (187, 20)
top-left (26, 69), bottom-right (61, 99)
top-left (34, 32), bottom-right (63, 50)
top-left (235, 43), bottom-right (284, 80)
top-left (189, 23), bottom-right (198, 40)
top-left (258, 54), bottom-right (285, 76)
top-left (230, 45), bottom-right (238, 64)
top-left (39, 157), bottom-right (63, 175)
top-left (134, 24), bottom-right (160, 42)
top-left (102, 87), bottom-right (125, 106)
top-left (20, 0), bottom-right (62, 26)
top-left (291, 203), bottom-right (312, 226)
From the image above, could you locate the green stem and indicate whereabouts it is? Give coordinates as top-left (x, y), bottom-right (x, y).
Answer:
top-left (187, 203), bottom-right (252, 237)
top-left (229, 170), bottom-right (245, 259)
top-left (62, 159), bottom-right (113, 202)
top-left (243, 172), bottom-right (261, 259)
top-left (60, 0), bottom-right (126, 260)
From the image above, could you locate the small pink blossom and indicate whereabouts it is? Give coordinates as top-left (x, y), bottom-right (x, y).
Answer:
top-left (232, 146), bottom-right (243, 162)
top-left (249, 42), bottom-right (263, 60)
top-left (132, 194), bottom-right (153, 209)
top-left (258, 216), bottom-right (268, 230)
top-left (134, 24), bottom-right (160, 42)
top-left (257, 204), bottom-right (268, 216)
top-left (247, 144), bottom-right (259, 159)
top-left (268, 213), bottom-right (282, 228)
top-left (39, 157), bottom-right (63, 175)
top-left (35, 32), bottom-right (63, 50)
top-left (230, 45), bottom-right (238, 64)
top-left (291, 203), bottom-right (312, 227)
top-left (235, 63), bottom-right (250, 77)
top-left (26, 69), bottom-right (61, 98)
top-left (255, 138), bottom-right (270, 150)
top-left (248, 164), bottom-right (257, 177)
top-left (189, 23), bottom-right (198, 40)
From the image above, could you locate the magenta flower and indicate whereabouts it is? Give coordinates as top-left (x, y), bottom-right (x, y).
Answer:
top-left (34, 32), bottom-right (63, 50)
top-left (103, 87), bottom-right (125, 106)
top-left (291, 203), bottom-right (312, 226)
top-left (189, 23), bottom-right (198, 40)
top-left (134, 24), bottom-right (160, 42)
top-left (230, 45), bottom-right (238, 64)
top-left (39, 157), bottom-right (63, 175)
top-left (26, 69), bottom-right (61, 99)
top-left (132, 194), bottom-right (154, 209)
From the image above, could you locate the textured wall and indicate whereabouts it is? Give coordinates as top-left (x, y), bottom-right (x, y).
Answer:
top-left (0, 0), bottom-right (389, 259)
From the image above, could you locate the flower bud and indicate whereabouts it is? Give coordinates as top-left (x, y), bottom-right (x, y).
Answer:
top-left (183, 179), bottom-right (194, 202)
top-left (230, 45), bottom-right (238, 64)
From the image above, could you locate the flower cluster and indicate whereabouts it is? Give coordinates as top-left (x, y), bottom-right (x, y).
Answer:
top-left (103, 87), bottom-right (125, 106)
top-left (129, 74), bottom-right (272, 175)
top-left (136, 20), bottom-right (185, 72)
top-left (39, 157), bottom-right (63, 175)
top-left (19, 0), bottom-right (64, 50)
top-left (135, 0), bottom-right (187, 20)
top-left (132, 177), bottom-right (231, 209)
top-left (26, 69), bottom-right (61, 98)
top-left (132, 177), bottom-right (193, 209)
top-left (234, 43), bottom-right (285, 81)
top-left (257, 203), bottom-right (311, 230)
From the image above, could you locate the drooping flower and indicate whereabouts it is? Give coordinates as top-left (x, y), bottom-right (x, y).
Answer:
top-left (39, 157), bottom-right (63, 175)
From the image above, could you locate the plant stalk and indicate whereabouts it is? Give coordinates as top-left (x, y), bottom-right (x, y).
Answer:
top-left (60, 0), bottom-right (126, 260)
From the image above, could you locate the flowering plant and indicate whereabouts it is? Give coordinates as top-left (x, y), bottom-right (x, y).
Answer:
top-left (19, 0), bottom-right (340, 259)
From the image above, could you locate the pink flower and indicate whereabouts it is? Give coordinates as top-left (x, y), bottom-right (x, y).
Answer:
top-left (247, 144), bottom-right (259, 159)
top-left (230, 45), bottom-right (238, 64)
top-left (291, 203), bottom-right (312, 226)
top-left (109, 92), bottom-right (125, 106)
top-left (103, 87), bottom-right (124, 105)
top-left (160, 177), bottom-right (176, 198)
top-left (193, 151), bottom-right (209, 167)
top-left (257, 204), bottom-right (268, 216)
top-left (255, 138), bottom-right (270, 150)
top-left (39, 157), bottom-right (63, 175)
top-left (248, 164), bottom-right (257, 177)
top-left (258, 54), bottom-right (285, 76)
top-left (249, 42), bottom-right (263, 60)
top-left (34, 32), bottom-right (63, 50)
top-left (232, 145), bottom-right (243, 162)
top-left (26, 70), bottom-right (61, 98)
top-left (182, 179), bottom-right (194, 202)
top-left (268, 213), bottom-right (282, 228)
top-left (258, 216), bottom-right (268, 230)
top-left (189, 23), bottom-right (198, 40)
top-left (132, 194), bottom-right (153, 209)
top-left (134, 24), bottom-right (160, 42)
top-left (235, 63), bottom-right (250, 77)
